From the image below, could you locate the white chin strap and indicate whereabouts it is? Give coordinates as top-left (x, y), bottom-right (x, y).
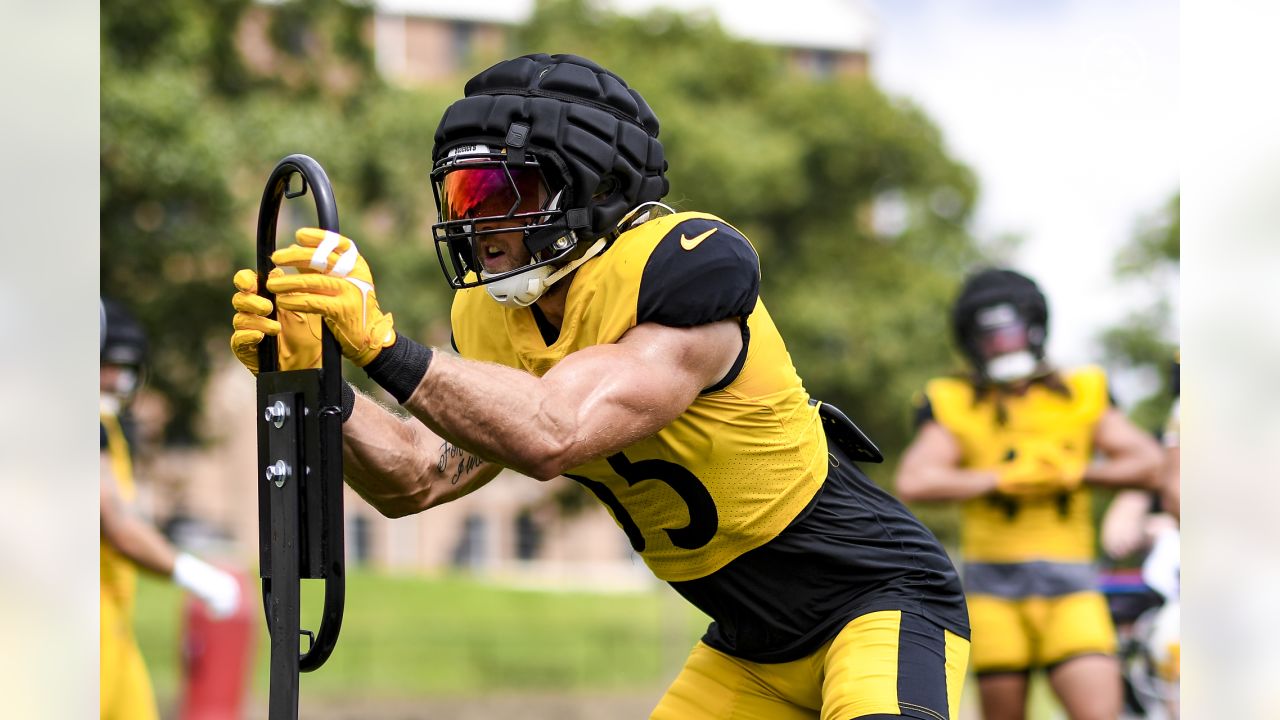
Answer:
top-left (100, 393), bottom-right (122, 417)
top-left (985, 351), bottom-right (1037, 383)
top-left (482, 237), bottom-right (607, 308)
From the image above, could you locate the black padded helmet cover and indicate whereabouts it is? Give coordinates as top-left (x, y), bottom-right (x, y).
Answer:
top-left (951, 268), bottom-right (1049, 368)
top-left (101, 297), bottom-right (148, 367)
top-left (433, 53), bottom-right (668, 241)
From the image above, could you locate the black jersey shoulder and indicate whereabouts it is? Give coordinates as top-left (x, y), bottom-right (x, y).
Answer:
top-left (637, 217), bottom-right (760, 327)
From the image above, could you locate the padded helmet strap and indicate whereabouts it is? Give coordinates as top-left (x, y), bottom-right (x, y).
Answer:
top-left (505, 122), bottom-right (529, 165)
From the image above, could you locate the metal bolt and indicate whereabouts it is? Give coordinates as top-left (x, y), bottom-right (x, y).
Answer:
top-left (265, 460), bottom-right (291, 488)
top-left (264, 401), bottom-right (289, 428)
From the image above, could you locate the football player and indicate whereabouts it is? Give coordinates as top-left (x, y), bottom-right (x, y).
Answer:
top-left (232, 53), bottom-right (971, 720)
top-left (1161, 354), bottom-right (1180, 522)
top-left (100, 299), bottom-right (241, 720)
top-left (894, 269), bottom-right (1165, 720)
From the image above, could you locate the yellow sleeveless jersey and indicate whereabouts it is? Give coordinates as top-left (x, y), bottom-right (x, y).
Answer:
top-left (923, 367), bottom-right (1110, 563)
top-left (101, 410), bottom-right (138, 614)
top-left (452, 211), bottom-right (828, 582)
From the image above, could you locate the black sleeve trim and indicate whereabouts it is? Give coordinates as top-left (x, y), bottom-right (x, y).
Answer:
top-left (449, 332), bottom-right (459, 353)
top-left (701, 318), bottom-right (750, 394)
top-left (913, 394), bottom-right (935, 428)
top-left (637, 218), bottom-right (760, 328)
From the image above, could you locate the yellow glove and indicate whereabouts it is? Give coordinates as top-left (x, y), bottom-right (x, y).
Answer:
top-left (1036, 439), bottom-right (1087, 493)
top-left (266, 229), bottom-right (397, 367)
top-left (230, 268), bottom-right (323, 374)
top-left (993, 440), bottom-right (1085, 497)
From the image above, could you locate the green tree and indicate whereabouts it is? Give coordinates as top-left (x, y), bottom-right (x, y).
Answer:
top-left (101, 0), bottom-right (453, 441)
top-left (103, 0), bottom-right (988, 470)
top-left (1099, 193), bottom-right (1180, 432)
top-left (102, 23), bottom-right (250, 441)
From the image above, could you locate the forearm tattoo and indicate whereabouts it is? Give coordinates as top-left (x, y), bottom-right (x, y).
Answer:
top-left (437, 441), bottom-right (486, 486)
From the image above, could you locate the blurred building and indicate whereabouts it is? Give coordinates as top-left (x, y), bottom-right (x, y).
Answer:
top-left (371, 0), bottom-right (873, 83)
top-left (238, 0), bottom-right (874, 87)
top-left (143, 0), bottom-right (876, 589)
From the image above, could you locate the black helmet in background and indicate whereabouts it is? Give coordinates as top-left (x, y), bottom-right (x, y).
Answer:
top-left (100, 298), bottom-right (148, 403)
top-left (101, 298), bottom-right (148, 368)
top-left (951, 268), bottom-right (1049, 383)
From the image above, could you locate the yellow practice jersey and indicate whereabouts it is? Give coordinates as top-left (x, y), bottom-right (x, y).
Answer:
top-left (101, 409), bottom-right (160, 720)
top-left (452, 211), bottom-right (828, 582)
top-left (100, 410), bottom-right (138, 613)
top-left (922, 367), bottom-right (1111, 563)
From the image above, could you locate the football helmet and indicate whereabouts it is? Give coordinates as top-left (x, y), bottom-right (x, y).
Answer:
top-left (951, 268), bottom-right (1049, 383)
top-left (430, 53), bottom-right (668, 307)
top-left (100, 297), bottom-right (148, 403)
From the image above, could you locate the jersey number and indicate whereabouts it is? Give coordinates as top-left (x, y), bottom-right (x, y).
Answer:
top-left (565, 452), bottom-right (718, 553)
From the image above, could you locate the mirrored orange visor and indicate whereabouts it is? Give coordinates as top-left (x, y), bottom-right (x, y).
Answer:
top-left (440, 166), bottom-right (546, 223)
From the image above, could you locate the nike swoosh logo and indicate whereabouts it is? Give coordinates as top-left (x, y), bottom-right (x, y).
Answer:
top-left (679, 227), bottom-right (718, 251)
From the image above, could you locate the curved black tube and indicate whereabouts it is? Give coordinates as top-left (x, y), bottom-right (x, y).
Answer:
top-left (255, 154), bottom-right (346, 674)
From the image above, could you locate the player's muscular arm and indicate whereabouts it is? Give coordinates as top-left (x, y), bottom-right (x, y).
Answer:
top-left (100, 455), bottom-right (177, 576)
top-left (339, 393), bottom-right (503, 518)
top-left (401, 319), bottom-right (742, 483)
top-left (895, 422), bottom-right (1000, 502)
top-left (1083, 408), bottom-right (1165, 489)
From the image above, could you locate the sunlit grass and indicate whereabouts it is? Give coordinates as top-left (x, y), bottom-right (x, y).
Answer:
top-left (133, 569), bottom-right (707, 703)
top-left (134, 570), bottom-right (1069, 717)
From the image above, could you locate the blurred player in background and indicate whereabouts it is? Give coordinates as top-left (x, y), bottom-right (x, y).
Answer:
top-left (100, 299), bottom-right (241, 720)
top-left (1133, 354), bottom-right (1180, 719)
top-left (1159, 355), bottom-right (1179, 522)
top-left (895, 269), bottom-right (1164, 720)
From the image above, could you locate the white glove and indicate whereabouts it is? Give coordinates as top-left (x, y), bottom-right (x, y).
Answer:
top-left (174, 553), bottom-right (241, 620)
top-left (1141, 526), bottom-right (1180, 601)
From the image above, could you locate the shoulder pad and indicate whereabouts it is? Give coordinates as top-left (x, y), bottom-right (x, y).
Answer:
top-left (923, 376), bottom-right (975, 428)
top-left (1063, 364), bottom-right (1110, 417)
top-left (637, 216), bottom-right (760, 327)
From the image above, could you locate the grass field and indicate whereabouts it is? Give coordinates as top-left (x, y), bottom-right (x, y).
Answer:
top-left (135, 569), bottom-right (708, 707)
top-left (134, 570), bottom-right (1067, 719)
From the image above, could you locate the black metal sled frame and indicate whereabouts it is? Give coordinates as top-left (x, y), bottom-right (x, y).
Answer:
top-left (255, 154), bottom-right (346, 719)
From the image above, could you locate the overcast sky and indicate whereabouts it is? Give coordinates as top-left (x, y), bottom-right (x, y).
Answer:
top-left (866, 0), bottom-right (1178, 392)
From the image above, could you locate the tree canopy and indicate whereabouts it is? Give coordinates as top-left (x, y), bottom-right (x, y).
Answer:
top-left (102, 0), bottom-right (986, 483)
top-left (1099, 193), bottom-right (1180, 432)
